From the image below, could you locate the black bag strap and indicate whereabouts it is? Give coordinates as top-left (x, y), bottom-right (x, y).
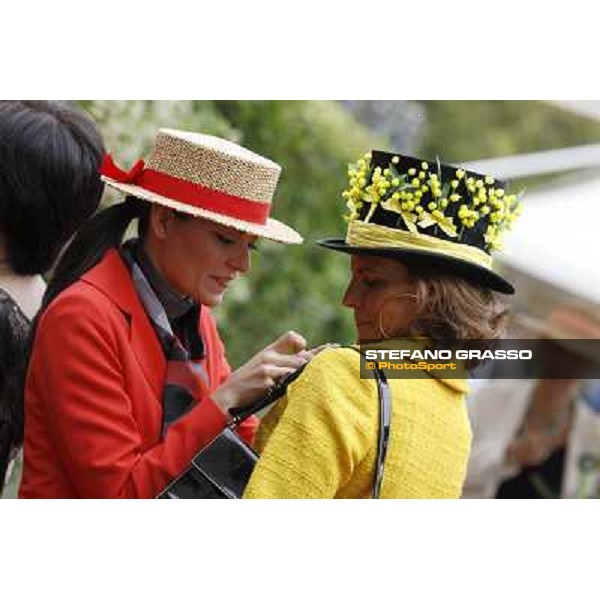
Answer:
top-left (227, 363), bottom-right (308, 427)
top-left (345, 347), bottom-right (391, 499)
top-left (228, 345), bottom-right (392, 499)
top-left (373, 361), bottom-right (392, 499)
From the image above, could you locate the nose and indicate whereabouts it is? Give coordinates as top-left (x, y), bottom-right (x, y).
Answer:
top-left (342, 278), bottom-right (360, 309)
top-left (228, 244), bottom-right (251, 274)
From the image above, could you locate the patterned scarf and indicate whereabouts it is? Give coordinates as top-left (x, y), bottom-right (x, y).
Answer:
top-left (121, 244), bottom-right (209, 436)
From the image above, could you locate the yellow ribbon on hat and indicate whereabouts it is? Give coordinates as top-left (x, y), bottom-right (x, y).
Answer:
top-left (346, 220), bottom-right (493, 269)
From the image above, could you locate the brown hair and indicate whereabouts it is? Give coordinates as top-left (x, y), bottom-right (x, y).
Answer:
top-left (404, 268), bottom-right (510, 367)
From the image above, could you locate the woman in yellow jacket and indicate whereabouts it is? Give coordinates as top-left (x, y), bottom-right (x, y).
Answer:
top-left (244, 150), bottom-right (523, 499)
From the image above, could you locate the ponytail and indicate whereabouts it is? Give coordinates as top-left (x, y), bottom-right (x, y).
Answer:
top-left (26, 196), bottom-right (148, 407)
top-left (41, 196), bottom-right (147, 314)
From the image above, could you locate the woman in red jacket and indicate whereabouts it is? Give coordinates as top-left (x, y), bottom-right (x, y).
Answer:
top-left (20, 128), bottom-right (305, 498)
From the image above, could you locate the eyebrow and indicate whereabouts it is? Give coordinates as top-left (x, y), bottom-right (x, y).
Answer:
top-left (210, 224), bottom-right (255, 241)
top-left (356, 267), bottom-right (384, 276)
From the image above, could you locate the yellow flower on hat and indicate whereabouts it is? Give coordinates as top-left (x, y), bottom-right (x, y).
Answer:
top-left (341, 150), bottom-right (524, 253)
top-left (381, 195), bottom-right (418, 233)
top-left (418, 209), bottom-right (458, 238)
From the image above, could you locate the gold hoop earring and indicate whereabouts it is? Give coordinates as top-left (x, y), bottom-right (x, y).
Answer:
top-left (377, 311), bottom-right (392, 340)
top-left (376, 293), bottom-right (419, 340)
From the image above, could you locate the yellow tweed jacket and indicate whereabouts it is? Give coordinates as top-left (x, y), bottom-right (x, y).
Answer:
top-left (244, 347), bottom-right (472, 499)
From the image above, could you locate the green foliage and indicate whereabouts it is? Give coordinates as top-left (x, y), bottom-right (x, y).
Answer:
top-left (212, 101), bottom-right (384, 365)
top-left (80, 100), bottom-right (236, 160)
top-left (80, 100), bottom-right (383, 366)
top-left (79, 100), bottom-right (600, 369)
top-left (419, 100), bottom-right (600, 162)
top-left (79, 100), bottom-right (237, 208)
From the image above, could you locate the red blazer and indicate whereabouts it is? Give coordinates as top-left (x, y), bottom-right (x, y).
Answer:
top-left (20, 249), bottom-right (257, 498)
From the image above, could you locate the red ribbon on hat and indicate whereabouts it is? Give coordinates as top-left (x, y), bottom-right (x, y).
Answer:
top-left (100, 154), bottom-right (271, 225)
top-left (101, 154), bottom-right (147, 183)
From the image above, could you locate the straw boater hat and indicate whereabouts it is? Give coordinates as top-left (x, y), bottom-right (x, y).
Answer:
top-left (319, 150), bottom-right (524, 293)
top-left (99, 128), bottom-right (302, 244)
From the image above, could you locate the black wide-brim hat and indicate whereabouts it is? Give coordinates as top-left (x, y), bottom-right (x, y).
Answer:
top-left (318, 151), bottom-right (522, 294)
top-left (318, 239), bottom-right (514, 293)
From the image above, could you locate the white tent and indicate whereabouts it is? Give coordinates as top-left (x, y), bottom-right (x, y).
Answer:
top-left (499, 174), bottom-right (600, 305)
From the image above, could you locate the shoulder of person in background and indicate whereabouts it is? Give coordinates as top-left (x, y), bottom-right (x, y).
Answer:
top-left (0, 288), bottom-right (30, 497)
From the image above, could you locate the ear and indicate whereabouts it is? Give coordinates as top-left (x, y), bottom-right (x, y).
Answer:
top-left (148, 204), bottom-right (175, 241)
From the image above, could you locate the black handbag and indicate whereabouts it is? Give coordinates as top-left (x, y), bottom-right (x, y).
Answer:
top-left (156, 347), bottom-right (391, 499)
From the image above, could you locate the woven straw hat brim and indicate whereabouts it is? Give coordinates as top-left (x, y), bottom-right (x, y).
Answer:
top-left (317, 237), bottom-right (514, 294)
top-left (102, 177), bottom-right (303, 245)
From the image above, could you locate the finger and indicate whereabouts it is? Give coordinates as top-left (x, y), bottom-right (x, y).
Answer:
top-left (306, 343), bottom-right (337, 358)
top-left (505, 441), bottom-right (528, 465)
top-left (261, 365), bottom-right (299, 385)
top-left (269, 330), bottom-right (307, 354)
top-left (263, 352), bottom-right (308, 370)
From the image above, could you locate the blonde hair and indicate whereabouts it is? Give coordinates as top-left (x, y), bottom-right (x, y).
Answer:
top-left (410, 275), bottom-right (509, 341)
top-left (402, 269), bottom-right (510, 368)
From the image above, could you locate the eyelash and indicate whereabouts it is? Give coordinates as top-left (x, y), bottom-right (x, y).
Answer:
top-left (216, 233), bottom-right (259, 251)
top-left (363, 278), bottom-right (383, 288)
top-left (216, 233), bottom-right (234, 245)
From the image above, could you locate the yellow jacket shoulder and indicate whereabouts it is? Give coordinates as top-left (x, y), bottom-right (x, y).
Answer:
top-left (244, 347), bottom-right (471, 499)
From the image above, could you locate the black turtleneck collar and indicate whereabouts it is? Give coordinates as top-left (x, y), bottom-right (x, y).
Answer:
top-left (129, 239), bottom-right (204, 359)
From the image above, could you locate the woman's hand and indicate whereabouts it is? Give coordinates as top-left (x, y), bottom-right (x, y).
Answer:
top-left (505, 378), bottom-right (577, 468)
top-left (213, 331), bottom-right (310, 415)
top-left (505, 421), bottom-right (570, 467)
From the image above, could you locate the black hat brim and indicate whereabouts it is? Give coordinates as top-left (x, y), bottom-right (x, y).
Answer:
top-left (317, 238), bottom-right (514, 294)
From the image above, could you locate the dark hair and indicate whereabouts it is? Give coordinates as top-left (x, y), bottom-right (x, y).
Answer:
top-left (41, 196), bottom-right (149, 312)
top-left (40, 197), bottom-right (190, 313)
top-left (0, 101), bottom-right (105, 275)
top-left (0, 290), bottom-right (30, 489)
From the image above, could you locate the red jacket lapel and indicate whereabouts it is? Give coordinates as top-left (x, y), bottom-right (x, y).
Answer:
top-left (81, 249), bottom-right (166, 400)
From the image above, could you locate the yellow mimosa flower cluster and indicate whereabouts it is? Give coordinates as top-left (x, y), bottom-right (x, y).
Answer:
top-left (342, 153), bottom-right (523, 251)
